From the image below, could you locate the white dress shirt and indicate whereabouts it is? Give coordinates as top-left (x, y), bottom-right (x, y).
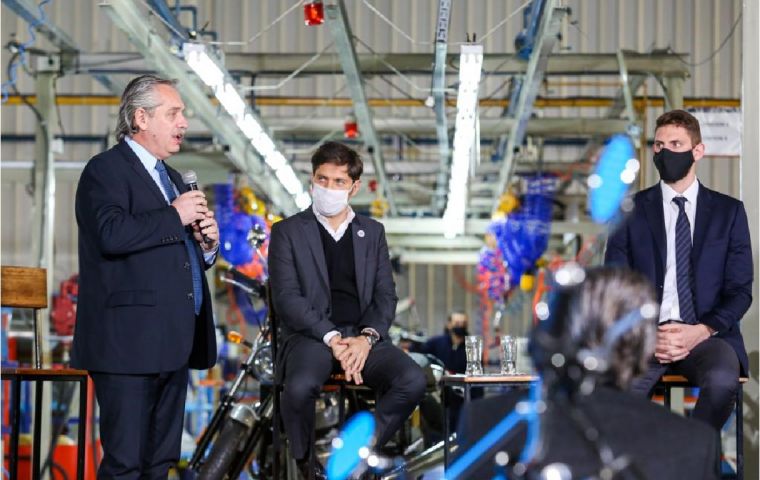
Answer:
top-left (659, 179), bottom-right (699, 323)
top-left (125, 136), bottom-right (217, 264)
top-left (312, 204), bottom-right (355, 241)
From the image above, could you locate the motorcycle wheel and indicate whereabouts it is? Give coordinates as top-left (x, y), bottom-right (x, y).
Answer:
top-left (197, 419), bottom-right (250, 480)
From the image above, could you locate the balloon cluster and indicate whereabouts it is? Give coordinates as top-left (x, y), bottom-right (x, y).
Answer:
top-left (489, 175), bottom-right (557, 289)
top-left (214, 183), bottom-right (282, 327)
top-left (477, 233), bottom-right (508, 302)
top-left (214, 184), bottom-right (282, 278)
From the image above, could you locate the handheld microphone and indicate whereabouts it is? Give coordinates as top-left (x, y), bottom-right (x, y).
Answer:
top-left (181, 170), bottom-right (212, 245)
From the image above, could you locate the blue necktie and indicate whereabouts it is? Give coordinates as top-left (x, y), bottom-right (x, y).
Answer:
top-left (155, 160), bottom-right (203, 315)
top-left (672, 197), bottom-right (697, 324)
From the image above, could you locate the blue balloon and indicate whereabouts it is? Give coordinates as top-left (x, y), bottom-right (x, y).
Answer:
top-left (490, 175), bottom-right (555, 287)
top-left (219, 212), bottom-right (254, 265)
top-left (327, 412), bottom-right (376, 480)
top-left (590, 134), bottom-right (636, 223)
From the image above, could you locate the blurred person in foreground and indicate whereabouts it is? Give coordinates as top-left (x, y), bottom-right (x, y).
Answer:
top-left (455, 267), bottom-right (719, 480)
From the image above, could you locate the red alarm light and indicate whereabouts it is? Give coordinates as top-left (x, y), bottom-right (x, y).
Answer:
top-left (304, 2), bottom-right (324, 26)
top-left (344, 113), bottom-right (359, 138)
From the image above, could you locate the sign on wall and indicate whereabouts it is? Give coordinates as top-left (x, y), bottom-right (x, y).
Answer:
top-left (689, 108), bottom-right (742, 156)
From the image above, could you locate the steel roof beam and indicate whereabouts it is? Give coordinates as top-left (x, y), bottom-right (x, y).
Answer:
top-left (325, 0), bottom-right (396, 215)
top-left (100, 0), bottom-right (298, 215)
top-left (430, 0), bottom-right (453, 212)
top-left (64, 52), bottom-right (691, 78)
top-left (266, 116), bottom-right (630, 136)
top-left (492, 1), bottom-right (567, 212)
top-left (2, 0), bottom-right (117, 92)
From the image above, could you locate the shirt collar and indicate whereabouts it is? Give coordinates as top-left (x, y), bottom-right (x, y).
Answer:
top-left (125, 136), bottom-right (159, 173)
top-left (660, 178), bottom-right (699, 205)
top-left (312, 205), bottom-right (355, 234)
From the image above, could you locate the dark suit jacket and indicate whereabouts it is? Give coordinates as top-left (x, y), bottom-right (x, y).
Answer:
top-left (268, 209), bottom-right (397, 369)
top-left (456, 387), bottom-right (721, 480)
top-left (605, 183), bottom-right (752, 375)
top-left (71, 141), bottom-right (217, 374)
top-left (416, 333), bottom-right (466, 374)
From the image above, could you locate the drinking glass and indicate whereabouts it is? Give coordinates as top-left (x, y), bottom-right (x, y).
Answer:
top-left (500, 335), bottom-right (517, 375)
top-left (464, 335), bottom-right (484, 376)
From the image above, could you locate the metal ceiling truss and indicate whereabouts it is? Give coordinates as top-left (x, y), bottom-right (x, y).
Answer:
top-left (431, 0), bottom-right (453, 213)
top-left (492, 0), bottom-right (567, 212)
top-left (100, 0), bottom-right (300, 215)
top-left (325, 0), bottom-right (397, 215)
top-left (63, 52), bottom-right (691, 79)
top-left (2, 0), bottom-right (117, 92)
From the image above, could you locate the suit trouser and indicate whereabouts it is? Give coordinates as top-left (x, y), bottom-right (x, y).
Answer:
top-left (629, 337), bottom-right (740, 431)
top-left (280, 335), bottom-right (427, 459)
top-left (90, 367), bottom-right (189, 480)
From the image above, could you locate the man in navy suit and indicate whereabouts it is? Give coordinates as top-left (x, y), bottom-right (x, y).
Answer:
top-left (72, 75), bottom-right (219, 478)
top-left (605, 109), bottom-right (753, 431)
top-left (269, 142), bottom-right (426, 479)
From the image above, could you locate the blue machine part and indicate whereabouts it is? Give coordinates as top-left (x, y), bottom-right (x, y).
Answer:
top-left (327, 411), bottom-right (376, 480)
top-left (514, 0), bottom-right (547, 60)
top-left (589, 134), bottom-right (636, 224)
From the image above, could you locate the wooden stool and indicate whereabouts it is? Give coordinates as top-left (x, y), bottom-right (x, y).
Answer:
top-left (659, 374), bottom-right (748, 480)
top-left (0, 266), bottom-right (89, 480)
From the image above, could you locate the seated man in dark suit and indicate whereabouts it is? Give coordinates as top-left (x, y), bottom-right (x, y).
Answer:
top-left (605, 110), bottom-right (752, 432)
top-left (268, 142), bottom-right (426, 479)
top-left (455, 267), bottom-right (720, 480)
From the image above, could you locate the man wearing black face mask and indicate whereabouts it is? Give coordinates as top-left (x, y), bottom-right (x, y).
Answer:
top-left (415, 310), bottom-right (480, 427)
top-left (605, 110), bottom-right (752, 432)
top-left (417, 310), bottom-right (470, 374)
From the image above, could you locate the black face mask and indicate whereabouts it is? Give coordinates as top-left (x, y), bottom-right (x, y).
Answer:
top-left (450, 326), bottom-right (469, 337)
top-left (653, 148), bottom-right (695, 183)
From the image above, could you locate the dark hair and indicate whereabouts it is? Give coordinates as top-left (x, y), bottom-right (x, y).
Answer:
top-left (532, 267), bottom-right (658, 389)
top-left (311, 141), bottom-right (363, 181)
top-left (655, 109), bottom-right (702, 146)
top-left (115, 74), bottom-right (177, 142)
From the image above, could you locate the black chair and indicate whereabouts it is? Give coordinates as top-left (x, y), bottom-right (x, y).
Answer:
top-left (269, 285), bottom-right (376, 480)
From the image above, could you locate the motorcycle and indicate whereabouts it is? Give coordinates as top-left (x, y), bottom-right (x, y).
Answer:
top-left (188, 226), bottom-right (449, 479)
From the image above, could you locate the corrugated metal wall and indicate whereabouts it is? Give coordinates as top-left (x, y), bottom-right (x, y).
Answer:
top-left (0, 0), bottom-right (745, 333)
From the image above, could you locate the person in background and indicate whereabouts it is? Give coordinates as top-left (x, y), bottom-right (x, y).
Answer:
top-left (416, 310), bottom-right (469, 374)
top-left (72, 74), bottom-right (219, 479)
top-left (414, 310), bottom-right (480, 429)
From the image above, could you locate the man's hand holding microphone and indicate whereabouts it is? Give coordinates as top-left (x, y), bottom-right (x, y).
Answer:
top-left (171, 171), bottom-right (219, 252)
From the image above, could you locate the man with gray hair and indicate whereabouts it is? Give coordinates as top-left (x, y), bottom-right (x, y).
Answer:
top-left (72, 74), bottom-right (219, 478)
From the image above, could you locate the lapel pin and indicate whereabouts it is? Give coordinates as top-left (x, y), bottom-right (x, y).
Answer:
top-left (357, 229), bottom-right (365, 238)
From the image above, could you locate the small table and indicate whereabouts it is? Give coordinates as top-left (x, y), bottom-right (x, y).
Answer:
top-left (1, 367), bottom-right (89, 480)
top-left (441, 373), bottom-right (537, 468)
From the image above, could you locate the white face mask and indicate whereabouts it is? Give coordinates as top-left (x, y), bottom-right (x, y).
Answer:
top-left (311, 183), bottom-right (351, 217)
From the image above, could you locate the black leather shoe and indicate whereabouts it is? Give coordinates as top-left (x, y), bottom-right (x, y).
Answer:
top-left (295, 457), bottom-right (327, 480)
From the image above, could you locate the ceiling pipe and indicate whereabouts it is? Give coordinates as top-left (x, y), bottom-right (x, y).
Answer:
top-left (430, 0), bottom-right (453, 213)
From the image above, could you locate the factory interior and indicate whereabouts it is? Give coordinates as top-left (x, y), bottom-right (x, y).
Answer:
top-left (1, 1), bottom-right (759, 479)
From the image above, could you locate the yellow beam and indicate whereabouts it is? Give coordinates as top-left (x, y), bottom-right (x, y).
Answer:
top-left (5, 94), bottom-right (741, 109)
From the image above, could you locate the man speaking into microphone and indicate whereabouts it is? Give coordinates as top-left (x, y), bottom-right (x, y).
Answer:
top-left (72, 74), bottom-right (219, 479)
